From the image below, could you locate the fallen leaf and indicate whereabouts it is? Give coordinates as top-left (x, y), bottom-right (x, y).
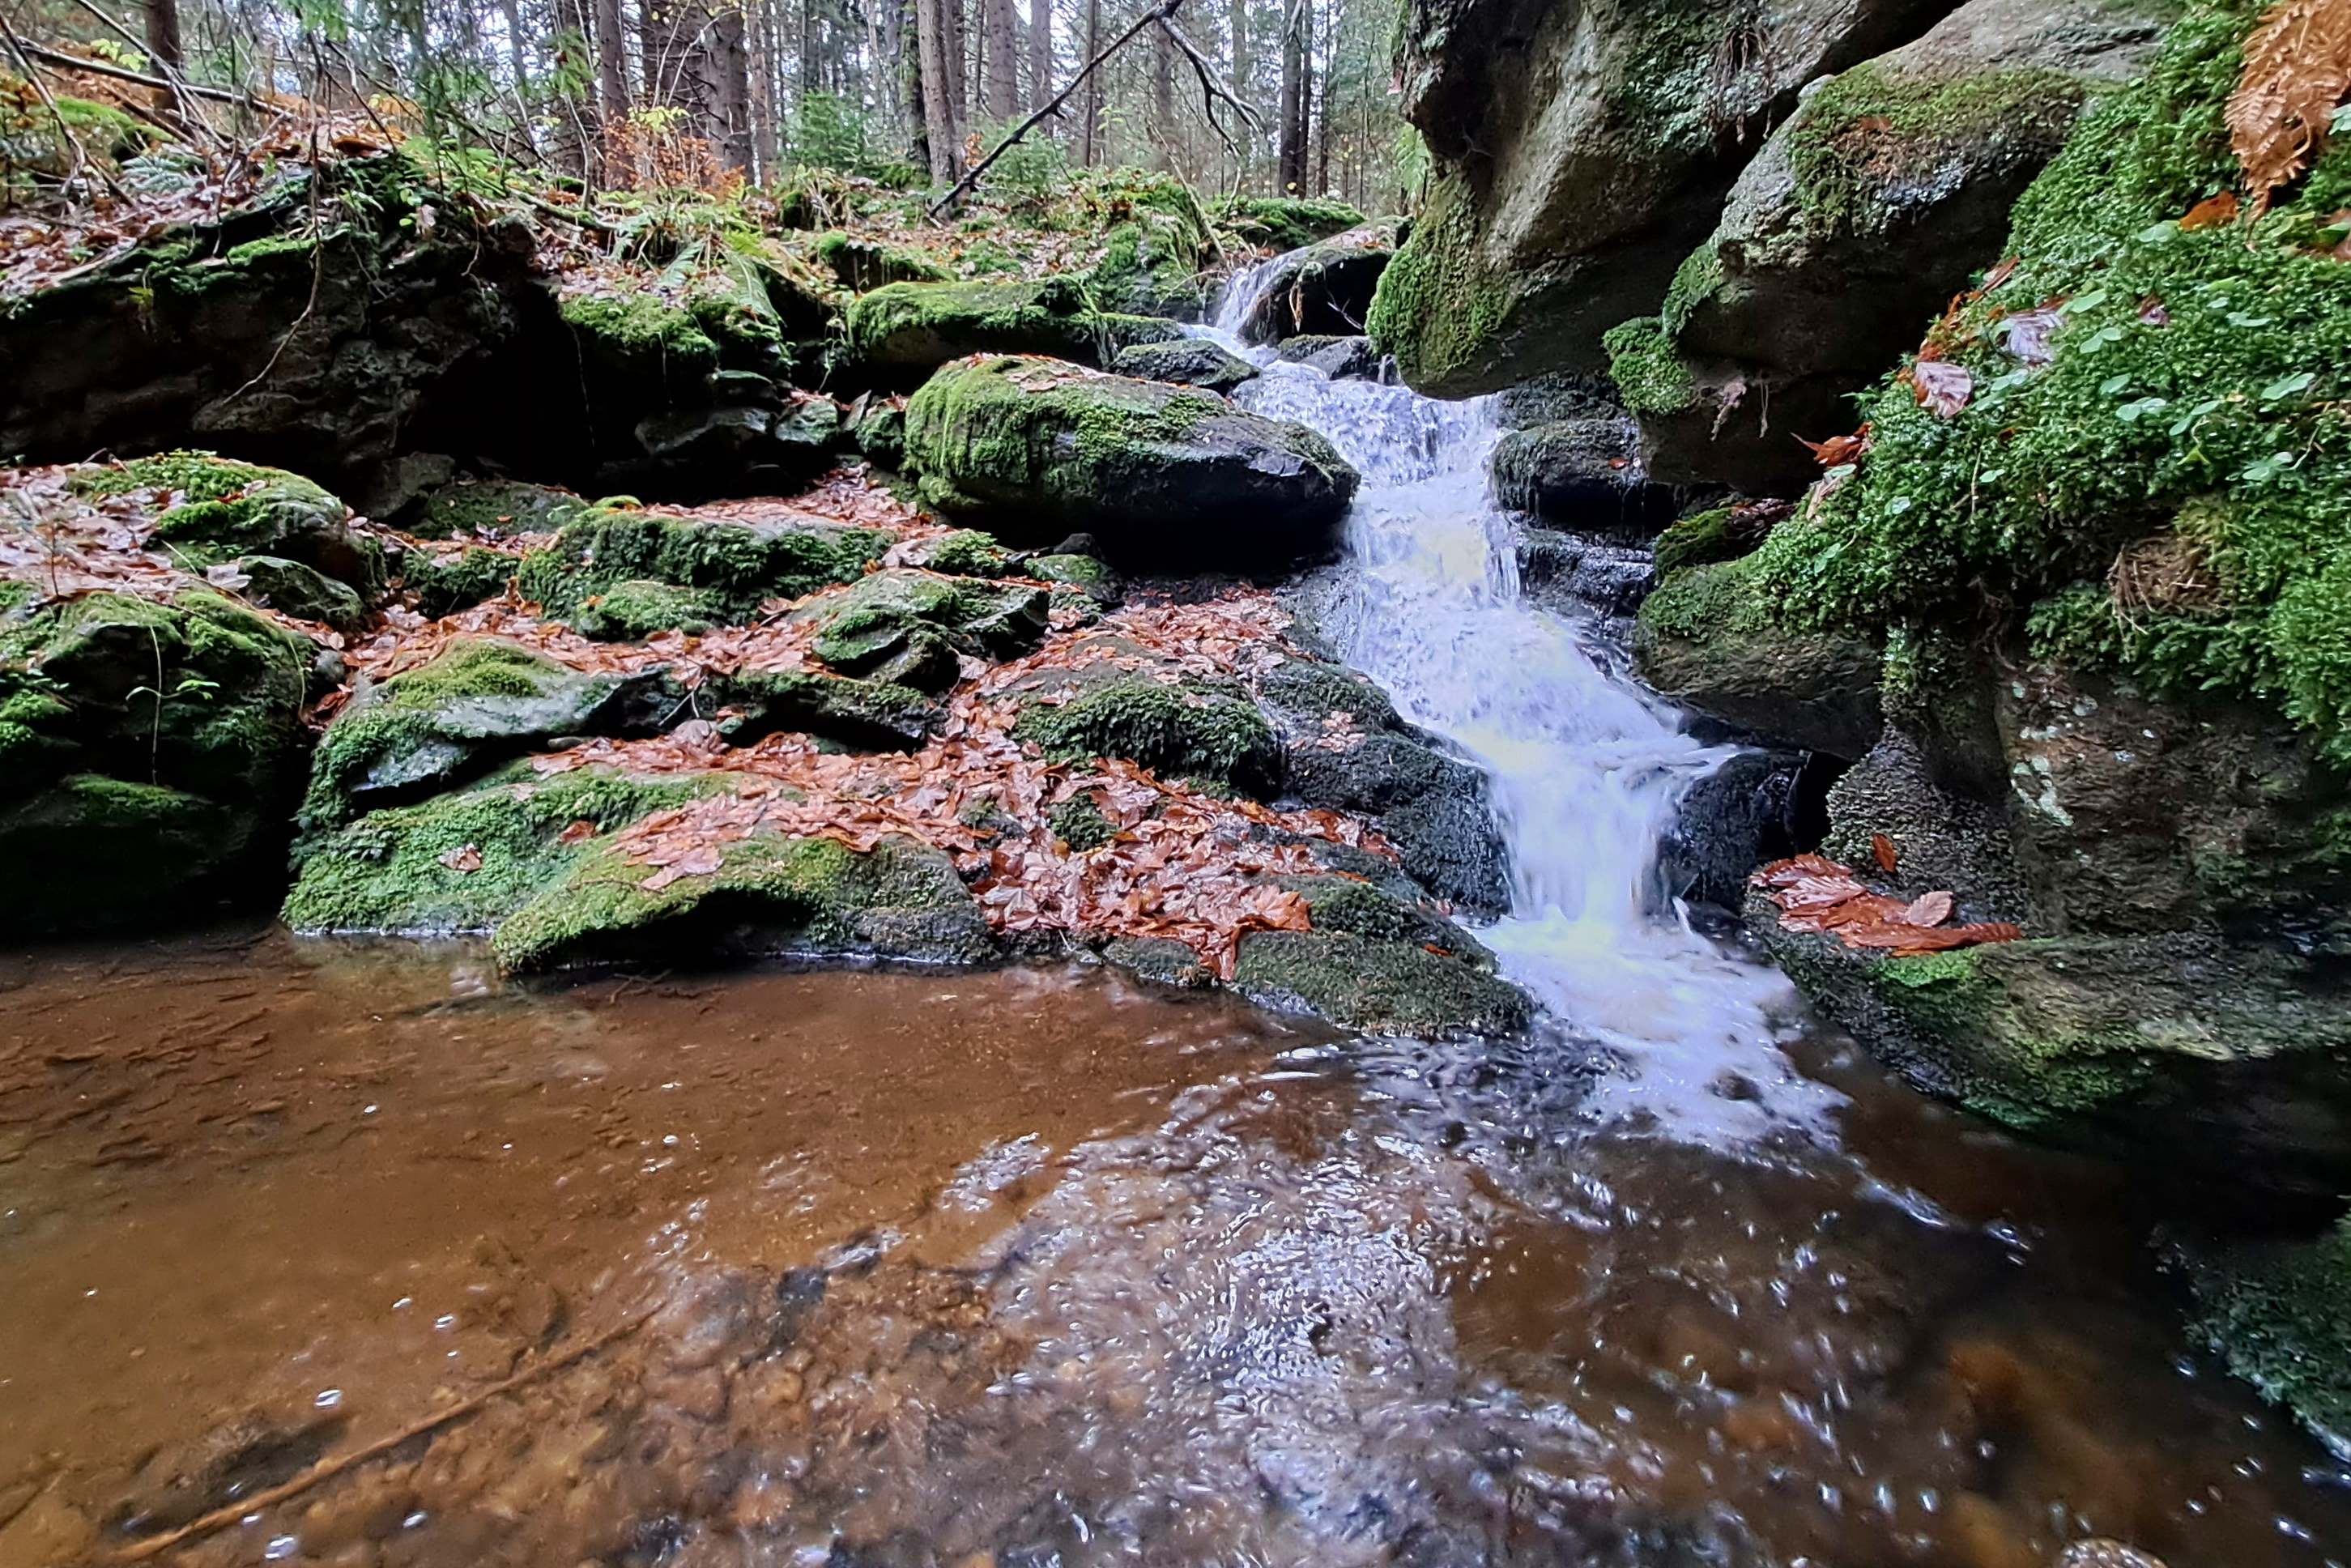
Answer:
top-left (439, 844), bottom-right (483, 873)
top-left (2179, 190), bottom-right (2244, 230)
top-left (1913, 360), bottom-right (1974, 418)
top-left (2000, 307), bottom-right (2063, 365)
top-left (557, 819), bottom-right (598, 844)
top-left (2138, 295), bottom-right (2172, 325)
top-left (1981, 257), bottom-right (2019, 291)
top-left (1872, 833), bottom-right (1898, 876)
top-left (2225, 0), bottom-right (2351, 214)
top-left (1798, 426), bottom-right (1872, 467)
top-left (1903, 890), bottom-right (1955, 927)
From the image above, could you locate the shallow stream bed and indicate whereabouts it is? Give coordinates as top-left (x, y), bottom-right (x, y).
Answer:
top-left (3, 931), bottom-right (2347, 1567)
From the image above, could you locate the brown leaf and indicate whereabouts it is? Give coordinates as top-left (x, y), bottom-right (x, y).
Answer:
top-left (1872, 833), bottom-right (1899, 876)
top-left (1980, 257), bottom-right (2019, 292)
top-left (1999, 307), bottom-right (2063, 365)
top-left (557, 819), bottom-right (598, 844)
top-left (439, 844), bottom-right (483, 873)
top-left (641, 845), bottom-right (723, 891)
top-left (2226, 0), bottom-right (2351, 214)
top-left (1912, 360), bottom-right (1974, 419)
top-left (1797, 426), bottom-right (1872, 468)
top-left (2179, 190), bottom-right (2245, 231)
top-left (1902, 890), bottom-right (1955, 927)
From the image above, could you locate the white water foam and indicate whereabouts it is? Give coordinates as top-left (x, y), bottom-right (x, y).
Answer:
top-left (1189, 300), bottom-right (1842, 1148)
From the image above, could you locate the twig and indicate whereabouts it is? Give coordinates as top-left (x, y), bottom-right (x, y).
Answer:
top-left (929, 0), bottom-right (1186, 217)
top-left (113, 1306), bottom-right (657, 1562)
top-left (59, 0), bottom-right (232, 146)
top-left (0, 19), bottom-right (126, 200)
top-left (15, 39), bottom-right (257, 106)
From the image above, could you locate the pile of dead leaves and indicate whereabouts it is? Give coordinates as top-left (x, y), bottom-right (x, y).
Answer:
top-left (1751, 853), bottom-right (2021, 957)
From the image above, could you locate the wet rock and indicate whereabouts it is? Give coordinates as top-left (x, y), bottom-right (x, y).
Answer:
top-left (1819, 728), bottom-right (2029, 923)
top-left (517, 503), bottom-right (890, 626)
top-left (1494, 370), bottom-right (1622, 429)
top-left (405, 476), bottom-right (590, 539)
top-left (1661, 748), bottom-right (1831, 910)
top-left (842, 278), bottom-right (1178, 383)
top-left (1101, 934), bottom-right (1216, 988)
top-left (1752, 910), bottom-right (2351, 1194)
top-left (1490, 416), bottom-right (1680, 535)
top-left (1273, 334), bottom-right (1384, 380)
top-left (717, 671), bottom-right (940, 752)
top-left (0, 586), bottom-right (318, 933)
top-left (1638, 0), bottom-right (2166, 491)
top-left (845, 395), bottom-right (907, 467)
top-left (1233, 928), bottom-right (1531, 1038)
top-left (2189, 1221), bottom-right (2351, 1467)
top-left (1237, 222), bottom-right (1399, 344)
top-left (2056, 1543), bottom-right (2170, 1568)
top-left (228, 554), bottom-right (366, 631)
top-left (1514, 526), bottom-right (1655, 618)
top-left (621, 397), bottom-right (839, 492)
top-left (789, 569), bottom-right (1050, 695)
top-left (110, 1409), bottom-right (347, 1536)
top-left (901, 356), bottom-right (1360, 573)
top-left (1634, 556), bottom-right (1883, 760)
top-left (1109, 337), bottom-right (1262, 394)
top-left (1368, 0), bottom-right (1952, 395)
top-left (1257, 657), bottom-right (1511, 913)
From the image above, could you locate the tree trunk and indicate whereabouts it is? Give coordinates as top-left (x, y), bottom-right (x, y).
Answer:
top-left (1226, 0), bottom-right (1246, 184)
top-left (142, 0), bottom-right (181, 112)
top-left (982, 0), bottom-right (1020, 122)
top-left (915, 0), bottom-right (966, 184)
top-left (712, 2), bottom-right (753, 172)
top-left (1025, 0), bottom-right (1050, 114)
top-left (1076, 0), bottom-right (1101, 164)
top-left (594, 0), bottom-right (629, 130)
top-left (1149, 19), bottom-right (1175, 173)
top-left (879, 0), bottom-right (909, 144)
top-left (554, 0), bottom-right (598, 178)
top-left (1276, 0), bottom-right (1302, 193)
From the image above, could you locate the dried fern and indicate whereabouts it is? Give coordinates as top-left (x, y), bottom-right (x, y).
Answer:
top-left (2228, 0), bottom-right (2351, 212)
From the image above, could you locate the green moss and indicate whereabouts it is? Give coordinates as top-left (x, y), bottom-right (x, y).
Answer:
top-left (2192, 1219), bottom-right (2351, 1455)
top-left (1014, 674), bottom-right (1280, 798)
top-left (402, 544), bottom-right (516, 617)
top-left (920, 529), bottom-right (1016, 577)
top-left (411, 479), bottom-right (587, 539)
top-left (490, 827), bottom-right (991, 973)
top-left (559, 292), bottom-right (721, 377)
top-left (1212, 195), bottom-right (1367, 254)
top-left (813, 229), bottom-right (952, 288)
top-left (572, 578), bottom-right (725, 640)
top-left (1783, 63), bottom-right (2090, 238)
top-left (73, 450), bottom-right (296, 505)
top-left (1048, 794), bottom-right (1115, 852)
top-left (844, 277), bottom-right (1114, 371)
top-left (1232, 929), bottom-right (1531, 1036)
top-left (283, 764), bottom-right (706, 934)
top-left (0, 774), bottom-right (241, 934)
top-left (70, 451), bottom-right (374, 592)
top-left (1365, 173), bottom-right (1511, 393)
top-left (1087, 213), bottom-right (1208, 316)
top-left (1025, 552), bottom-right (1120, 604)
top-left (1659, 244), bottom-right (1725, 334)
top-left (1637, 552), bottom-right (1774, 642)
top-left (1601, 316), bottom-right (1698, 415)
top-left (1652, 506), bottom-right (1744, 575)
top-left (1741, 0), bottom-right (2351, 765)
top-left (520, 505), bottom-right (888, 623)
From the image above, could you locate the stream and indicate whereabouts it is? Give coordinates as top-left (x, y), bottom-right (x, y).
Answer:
top-left (4, 296), bottom-right (2350, 1566)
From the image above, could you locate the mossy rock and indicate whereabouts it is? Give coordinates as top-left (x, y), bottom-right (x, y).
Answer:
top-left (1087, 213), bottom-right (1211, 318)
top-left (1633, 556), bottom-right (1883, 760)
top-left (1755, 908), bottom-right (2351, 1193)
top-left (1109, 338), bottom-right (1262, 394)
top-left (1236, 221), bottom-right (1399, 345)
top-left (299, 638), bottom-right (668, 833)
top-left (906, 529), bottom-right (1016, 577)
top-left (813, 230), bottom-right (952, 290)
top-left (1652, 505), bottom-right (1770, 576)
top-left (845, 398), bottom-right (907, 467)
top-left (0, 586), bottom-right (317, 931)
top-left (232, 555), bottom-right (365, 631)
top-left (558, 290), bottom-right (722, 382)
top-left (572, 578), bottom-right (727, 640)
top-left (843, 278), bottom-right (1178, 381)
top-left (1233, 928), bottom-right (1531, 1037)
top-left (1489, 416), bottom-right (1678, 534)
top-left (1012, 663), bottom-right (1281, 799)
top-left (519, 504), bottom-right (889, 624)
top-left (72, 452), bottom-right (381, 595)
top-left (1, 89), bottom-right (155, 179)
top-left (1212, 195), bottom-right (1368, 254)
top-left (408, 478), bottom-right (588, 539)
top-left (402, 543), bottom-right (517, 617)
top-left (283, 763), bottom-right (709, 934)
top-left (2191, 1220), bottom-right (2351, 1458)
top-left (1024, 552), bottom-right (1122, 607)
top-left (901, 356), bottom-right (1358, 571)
top-left (791, 569), bottom-right (1049, 692)
top-left (714, 669), bottom-right (939, 751)
top-left (491, 826), bottom-right (996, 974)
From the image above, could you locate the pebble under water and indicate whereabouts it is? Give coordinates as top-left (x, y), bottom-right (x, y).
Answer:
top-left (6, 299), bottom-right (2351, 1567)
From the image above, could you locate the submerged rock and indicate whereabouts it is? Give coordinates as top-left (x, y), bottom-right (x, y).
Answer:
top-left (1234, 926), bottom-right (1531, 1038)
top-left (2191, 1220), bottom-right (2351, 1459)
top-left (1237, 222), bottom-right (1399, 344)
top-left (901, 356), bottom-right (1360, 571)
top-left (1630, 0), bottom-right (2167, 490)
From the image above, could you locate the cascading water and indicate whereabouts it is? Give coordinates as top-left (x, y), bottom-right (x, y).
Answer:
top-left (1192, 291), bottom-right (1841, 1144)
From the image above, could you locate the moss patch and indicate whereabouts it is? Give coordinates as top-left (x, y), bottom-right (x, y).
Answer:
top-left (519, 504), bottom-right (888, 623)
top-left (2192, 1220), bottom-right (2351, 1457)
top-left (1601, 316), bottom-right (1697, 416)
top-left (1013, 672), bottom-right (1280, 798)
top-left (1233, 929), bottom-right (1531, 1037)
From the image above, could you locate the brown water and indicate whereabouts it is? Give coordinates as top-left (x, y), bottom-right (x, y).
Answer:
top-left (2, 932), bottom-right (2346, 1568)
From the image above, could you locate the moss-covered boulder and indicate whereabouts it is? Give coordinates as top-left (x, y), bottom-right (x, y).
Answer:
top-left (0, 586), bottom-right (317, 931)
top-left (1088, 209), bottom-right (1212, 318)
top-left (812, 230), bottom-right (952, 290)
top-left (1233, 924), bottom-right (1531, 1038)
top-left (407, 477), bottom-right (589, 539)
top-left (73, 453), bottom-right (382, 596)
top-left (492, 825), bottom-right (995, 974)
top-left (1258, 657), bottom-right (1512, 912)
top-left (1211, 195), bottom-right (1368, 254)
top-left (842, 279), bottom-right (1178, 382)
top-left (519, 504), bottom-right (888, 624)
top-left (901, 356), bottom-right (1359, 570)
top-left (717, 670), bottom-right (940, 751)
top-left (1756, 912), bottom-right (2351, 1193)
top-left (1633, 555), bottom-right (1883, 759)
top-left (569, 578), bottom-right (727, 640)
top-left (1489, 415), bottom-right (1680, 535)
top-left (1237, 223), bottom-right (1399, 345)
top-left (228, 556), bottom-right (367, 632)
top-left (299, 638), bottom-right (675, 833)
top-left (401, 543), bottom-right (518, 617)
top-left (792, 569), bottom-right (1049, 692)
top-left (2191, 1220), bottom-right (2351, 1457)
top-left (1005, 637), bottom-right (1284, 798)
top-left (1109, 338), bottom-right (1262, 394)
top-left (1633, 0), bottom-right (2167, 491)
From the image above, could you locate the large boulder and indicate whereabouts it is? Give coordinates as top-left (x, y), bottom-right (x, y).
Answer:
top-left (790, 569), bottom-right (1050, 694)
top-left (517, 503), bottom-right (890, 624)
top-left (842, 279), bottom-right (1178, 383)
top-left (1236, 222), bottom-right (1400, 344)
top-left (1629, 0), bottom-right (2167, 490)
top-left (901, 356), bottom-right (1361, 571)
top-left (1366, 0), bottom-right (1954, 394)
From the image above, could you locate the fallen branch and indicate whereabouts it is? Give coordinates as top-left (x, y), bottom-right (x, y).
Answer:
top-left (0, 21), bottom-right (125, 200)
top-left (15, 39), bottom-right (258, 106)
top-left (929, 0), bottom-right (1185, 217)
top-left (112, 1306), bottom-right (656, 1562)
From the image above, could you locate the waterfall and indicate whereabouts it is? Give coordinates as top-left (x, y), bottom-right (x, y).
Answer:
top-left (1189, 295), bottom-right (1843, 1146)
